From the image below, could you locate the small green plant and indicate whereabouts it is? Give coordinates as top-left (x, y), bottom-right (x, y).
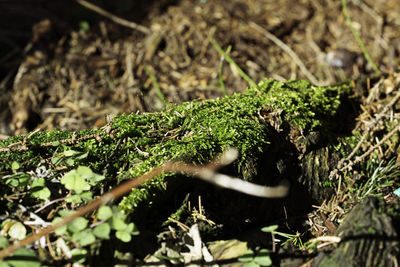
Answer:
top-left (60, 166), bottom-right (105, 203)
top-left (51, 148), bottom-right (89, 166)
top-left (52, 205), bottom-right (139, 248)
top-left (79, 21), bottom-right (90, 32)
top-left (351, 157), bottom-right (400, 200)
top-left (52, 166), bottom-right (139, 248)
top-left (2, 163), bottom-right (51, 201)
top-left (3, 171), bottom-right (30, 189)
top-left (210, 38), bottom-right (257, 89)
top-left (30, 177), bottom-right (51, 200)
top-left (218, 44), bottom-right (232, 95)
top-left (341, 0), bottom-right (380, 74)
top-left (238, 248), bottom-right (272, 267)
top-left (261, 225), bottom-right (303, 249)
top-left (144, 66), bottom-right (169, 108)
top-left (0, 165), bottom-right (139, 264)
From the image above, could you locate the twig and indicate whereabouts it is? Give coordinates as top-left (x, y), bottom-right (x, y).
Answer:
top-left (309, 235), bottom-right (341, 250)
top-left (332, 88), bottom-right (400, 176)
top-left (124, 43), bottom-right (135, 87)
top-left (34, 192), bottom-right (72, 213)
top-left (331, 88), bottom-right (400, 179)
top-left (167, 217), bottom-right (190, 231)
top-left (343, 123), bottom-right (400, 170)
top-left (0, 128), bottom-right (120, 152)
top-left (0, 148), bottom-right (290, 260)
top-left (248, 21), bottom-right (320, 85)
top-left (332, 122), bottom-right (400, 183)
top-left (75, 0), bottom-right (151, 35)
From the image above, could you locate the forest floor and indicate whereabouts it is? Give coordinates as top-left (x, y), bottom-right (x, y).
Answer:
top-left (0, 0), bottom-right (399, 136)
top-left (0, 0), bottom-right (399, 266)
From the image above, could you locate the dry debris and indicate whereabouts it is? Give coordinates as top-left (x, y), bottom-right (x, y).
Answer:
top-left (1, 0), bottom-right (399, 136)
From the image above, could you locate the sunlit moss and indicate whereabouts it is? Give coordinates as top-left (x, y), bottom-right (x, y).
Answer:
top-left (0, 78), bottom-right (351, 215)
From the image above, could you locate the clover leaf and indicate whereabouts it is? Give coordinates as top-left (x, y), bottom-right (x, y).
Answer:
top-left (72, 229), bottom-right (96, 246)
top-left (93, 223), bottom-right (110, 239)
top-left (76, 166), bottom-right (93, 179)
top-left (60, 169), bottom-right (90, 194)
top-left (68, 217), bottom-right (88, 233)
top-left (253, 249), bottom-right (272, 266)
top-left (115, 223), bottom-right (135, 243)
top-left (11, 161), bottom-right (20, 171)
top-left (239, 249), bottom-right (272, 267)
top-left (76, 166), bottom-right (104, 185)
top-left (0, 236), bottom-right (9, 249)
top-left (97, 206), bottom-right (113, 221)
top-left (65, 191), bottom-right (93, 204)
top-left (30, 178), bottom-right (51, 200)
top-left (52, 217), bottom-right (67, 235)
top-left (71, 248), bottom-right (87, 264)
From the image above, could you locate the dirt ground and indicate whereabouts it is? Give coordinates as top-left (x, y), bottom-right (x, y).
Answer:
top-left (0, 0), bottom-right (400, 265)
top-left (0, 0), bottom-right (399, 137)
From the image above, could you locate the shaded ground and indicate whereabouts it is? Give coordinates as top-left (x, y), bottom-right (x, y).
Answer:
top-left (0, 0), bottom-right (400, 266)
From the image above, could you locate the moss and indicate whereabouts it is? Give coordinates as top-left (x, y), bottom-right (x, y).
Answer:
top-left (0, 78), bottom-right (351, 216)
top-left (260, 79), bottom-right (350, 128)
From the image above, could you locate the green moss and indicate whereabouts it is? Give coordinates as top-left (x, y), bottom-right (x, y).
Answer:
top-left (0, 78), bottom-right (351, 216)
top-left (259, 79), bottom-right (350, 129)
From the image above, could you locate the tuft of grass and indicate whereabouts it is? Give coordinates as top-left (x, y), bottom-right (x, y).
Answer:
top-left (351, 157), bottom-right (400, 200)
top-left (218, 45), bottom-right (232, 95)
top-left (341, 0), bottom-right (380, 75)
top-left (144, 66), bottom-right (169, 108)
top-left (210, 38), bottom-right (258, 89)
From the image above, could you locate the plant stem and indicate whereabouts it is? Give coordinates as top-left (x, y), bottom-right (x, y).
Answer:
top-left (341, 0), bottom-right (380, 75)
top-left (145, 66), bottom-right (169, 108)
top-left (210, 38), bottom-right (258, 89)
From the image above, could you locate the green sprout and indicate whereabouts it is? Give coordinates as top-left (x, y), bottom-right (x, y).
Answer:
top-left (341, 0), bottom-right (380, 74)
top-left (261, 225), bottom-right (303, 249)
top-left (351, 157), bottom-right (400, 200)
top-left (210, 38), bottom-right (257, 89)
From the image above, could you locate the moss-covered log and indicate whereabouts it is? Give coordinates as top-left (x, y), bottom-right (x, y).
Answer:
top-left (0, 79), bottom-right (351, 226)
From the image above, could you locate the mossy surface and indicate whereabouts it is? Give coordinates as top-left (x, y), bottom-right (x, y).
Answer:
top-left (0, 78), bottom-right (351, 216)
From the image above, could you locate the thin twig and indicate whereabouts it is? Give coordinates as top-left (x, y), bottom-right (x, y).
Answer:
top-left (34, 192), bottom-right (72, 213)
top-left (330, 80), bottom-right (400, 182)
top-left (124, 43), bottom-right (135, 87)
top-left (343, 123), bottom-right (400, 170)
top-left (332, 88), bottom-right (400, 177)
top-left (248, 21), bottom-right (320, 85)
top-left (0, 128), bottom-right (120, 152)
top-left (76, 0), bottom-right (151, 35)
top-left (0, 148), bottom-right (290, 260)
top-left (309, 235), bottom-right (341, 250)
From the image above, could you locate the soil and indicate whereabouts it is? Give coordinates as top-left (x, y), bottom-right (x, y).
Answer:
top-left (0, 0), bottom-right (400, 266)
